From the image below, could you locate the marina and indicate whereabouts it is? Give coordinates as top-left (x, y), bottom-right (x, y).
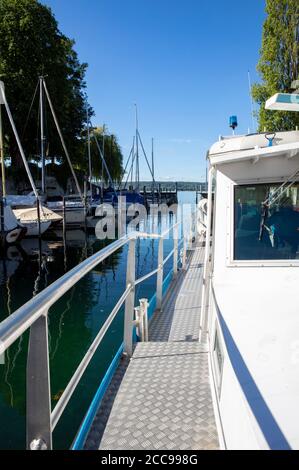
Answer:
top-left (0, 192), bottom-right (195, 450)
top-left (0, 0), bottom-right (299, 457)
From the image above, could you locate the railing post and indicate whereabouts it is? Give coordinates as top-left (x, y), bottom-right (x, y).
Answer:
top-left (124, 238), bottom-right (136, 356)
top-left (173, 224), bottom-right (178, 276)
top-left (156, 237), bottom-right (164, 311)
top-left (139, 298), bottom-right (149, 342)
top-left (134, 306), bottom-right (141, 340)
top-left (182, 238), bottom-right (187, 270)
top-left (26, 313), bottom-right (52, 450)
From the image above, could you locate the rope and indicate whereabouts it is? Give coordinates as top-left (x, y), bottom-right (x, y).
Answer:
top-left (21, 79), bottom-right (39, 139)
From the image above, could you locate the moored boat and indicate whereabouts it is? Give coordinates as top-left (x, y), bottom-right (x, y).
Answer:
top-left (0, 203), bottom-right (26, 244)
top-left (201, 108), bottom-right (299, 448)
top-left (7, 195), bottom-right (63, 236)
top-left (47, 196), bottom-right (86, 228)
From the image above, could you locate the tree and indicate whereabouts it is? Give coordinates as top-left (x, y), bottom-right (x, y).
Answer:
top-left (87, 127), bottom-right (123, 184)
top-left (252, 0), bottom-right (299, 132)
top-left (0, 0), bottom-right (90, 173)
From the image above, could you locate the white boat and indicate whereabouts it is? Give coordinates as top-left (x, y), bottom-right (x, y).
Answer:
top-left (0, 204), bottom-right (26, 244)
top-left (13, 209), bottom-right (52, 237)
top-left (7, 196), bottom-right (62, 237)
top-left (47, 197), bottom-right (86, 228)
top-left (201, 113), bottom-right (299, 449)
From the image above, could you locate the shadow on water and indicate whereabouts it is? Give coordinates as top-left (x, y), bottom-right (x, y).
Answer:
top-left (0, 192), bottom-right (196, 449)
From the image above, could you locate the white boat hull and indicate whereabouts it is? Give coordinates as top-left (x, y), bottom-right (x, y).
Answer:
top-left (0, 205), bottom-right (26, 244)
top-left (20, 220), bottom-right (52, 237)
top-left (12, 206), bottom-right (62, 237)
top-left (47, 201), bottom-right (86, 227)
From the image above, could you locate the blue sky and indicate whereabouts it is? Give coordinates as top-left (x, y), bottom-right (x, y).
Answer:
top-left (42, 0), bottom-right (266, 181)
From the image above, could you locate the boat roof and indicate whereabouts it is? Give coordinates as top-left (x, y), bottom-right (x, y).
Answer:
top-left (208, 130), bottom-right (299, 166)
top-left (265, 93), bottom-right (299, 112)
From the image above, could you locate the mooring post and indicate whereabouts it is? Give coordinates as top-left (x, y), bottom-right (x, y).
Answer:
top-left (83, 179), bottom-right (88, 227)
top-left (37, 197), bottom-right (42, 240)
top-left (62, 196), bottom-right (66, 239)
top-left (0, 197), bottom-right (4, 248)
top-left (124, 238), bottom-right (136, 356)
top-left (156, 236), bottom-right (164, 311)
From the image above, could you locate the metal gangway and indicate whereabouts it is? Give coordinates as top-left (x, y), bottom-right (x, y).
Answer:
top-left (0, 223), bottom-right (188, 450)
top-left (84, 236), bottom-right (219, 451)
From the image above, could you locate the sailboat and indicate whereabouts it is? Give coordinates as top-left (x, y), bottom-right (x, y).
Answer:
top-left (37, 77), bottom-right (87, 228)
top-left (87, 106), bottom-right (155, 230)
top-left (1, 79), bottom-right (65, 238)
top-left (0, 81), bottom-right (27, 244)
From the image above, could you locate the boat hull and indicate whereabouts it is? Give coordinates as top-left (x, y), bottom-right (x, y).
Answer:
top-left (0, 205), bottom-right (27, 244)
top-left (1, 226), bottom-right (26, 245)
top-left (20, 220), bottom-right (52, 237)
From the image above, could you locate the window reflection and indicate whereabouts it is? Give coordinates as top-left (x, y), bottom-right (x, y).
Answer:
top-left (234, 183), bottom-right (299, 260)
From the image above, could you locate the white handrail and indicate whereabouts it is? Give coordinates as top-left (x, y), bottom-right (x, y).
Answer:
top-left (0, 237), bottom-right (128, 354)
top-left (51, 285), bottom-right (132, 430)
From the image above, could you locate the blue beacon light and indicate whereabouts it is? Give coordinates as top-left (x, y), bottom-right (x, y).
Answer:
top-left (229, 115), bottom-right (238, 131)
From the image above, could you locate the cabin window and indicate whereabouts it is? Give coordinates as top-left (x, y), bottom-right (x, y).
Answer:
top-left (234, 183), bottom-right (299, 260)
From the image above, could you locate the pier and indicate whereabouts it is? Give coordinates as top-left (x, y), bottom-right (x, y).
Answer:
top-left (84, 242), bottom-right (219, 450)
top-left (0, 210), bottom-right (220, 450)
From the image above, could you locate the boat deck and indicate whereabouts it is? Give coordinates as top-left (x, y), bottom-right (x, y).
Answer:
top-left (84, 245), bottom-right (219, 450)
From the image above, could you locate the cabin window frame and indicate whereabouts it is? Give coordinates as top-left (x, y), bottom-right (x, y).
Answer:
top-left (227, 178), bottom-right (299, 267)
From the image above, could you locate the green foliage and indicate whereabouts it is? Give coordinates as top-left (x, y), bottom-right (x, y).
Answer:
top-left (0, 0), bottom-right (91, 170)
top-left (0, 0), bottom-right (124, 187)
top-left (85, 127), bottom-right (123, 184)
top-left (252, 0), bottom-right (299, 131)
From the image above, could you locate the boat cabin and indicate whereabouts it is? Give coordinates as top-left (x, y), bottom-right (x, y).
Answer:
top-left (205, 129), bottom-right (299, 449)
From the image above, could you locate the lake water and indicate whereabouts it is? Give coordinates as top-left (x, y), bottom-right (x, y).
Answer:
top-left (0, 191), bottom-right (196, 449)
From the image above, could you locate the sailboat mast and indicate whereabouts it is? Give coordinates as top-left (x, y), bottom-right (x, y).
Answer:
top-left (86, 99), bottom-right (92, 196)
top-left (42, 79), bottom-right (83, 201)
top-left (40, 76), bottom-right (46, 195)
top-left (151, 137), bottom-right (155, 202)
top-left (135, 104), bottom-right (139, 190)
top-left (0, 103), bottom-right (6, 197)
top-left (101, 124), bottom-right (105, 202)
top-left (0, 81), bottom-right (39, 199)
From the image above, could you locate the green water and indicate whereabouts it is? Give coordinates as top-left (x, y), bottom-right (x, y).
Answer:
top-left (0, 192), bottom-right (196, 449)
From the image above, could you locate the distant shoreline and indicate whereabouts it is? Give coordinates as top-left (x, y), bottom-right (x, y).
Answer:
top-left (119, 181), bottom-right (207, 191)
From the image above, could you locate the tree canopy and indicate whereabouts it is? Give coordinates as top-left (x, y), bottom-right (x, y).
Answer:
top-left (0, 0), bottom-right (123, 185)
top-left (84, 126), bottom-right (124, 184)
top-left (252, 0), bottom-right (299, 132)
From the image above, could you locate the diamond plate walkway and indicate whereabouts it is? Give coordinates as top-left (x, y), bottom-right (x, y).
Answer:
top-left (84, 245), bottom-right (219, 450)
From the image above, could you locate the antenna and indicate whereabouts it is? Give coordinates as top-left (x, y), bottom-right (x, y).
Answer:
top-left (247, 70), bottom-right (255, 133)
